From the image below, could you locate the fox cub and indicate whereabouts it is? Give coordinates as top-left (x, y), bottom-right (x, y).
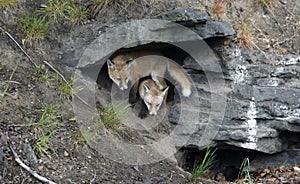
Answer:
top-left (107, 51), bottom-right (191, 104)
top-left (138, 76), bottom-right (168, 118)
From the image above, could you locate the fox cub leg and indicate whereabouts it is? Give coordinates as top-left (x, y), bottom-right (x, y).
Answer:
top-left (138, 100), bottom-right (149, 119)
top-left (129, 80), bottom-right (140, 104)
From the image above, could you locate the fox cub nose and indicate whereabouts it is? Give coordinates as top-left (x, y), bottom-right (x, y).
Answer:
top-left (149, 111), bottom-right (157, 116)
top-left (120, 86), bottom-right (128, 90)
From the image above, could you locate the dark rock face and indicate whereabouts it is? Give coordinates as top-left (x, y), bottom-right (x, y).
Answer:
top-left (58, 7), bottom-right (299, 155)
top-left (176, 46), bottom-right (300, 154)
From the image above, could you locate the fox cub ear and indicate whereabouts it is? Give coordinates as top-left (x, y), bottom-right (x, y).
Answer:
top-left (107, 59), bottom-right (114, 69)
top-left (126, 59), bottom-right (134, 66)
top-left (143, 84), bottom-right (150, 93)
top-left (162, 87), bottom-right (169, 96)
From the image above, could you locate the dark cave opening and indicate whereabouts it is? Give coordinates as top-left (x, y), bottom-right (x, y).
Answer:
top-left (175, 145), bottom-right (258, 181)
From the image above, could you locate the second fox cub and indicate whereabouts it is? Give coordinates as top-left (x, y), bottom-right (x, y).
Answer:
top-left (138, 76), bottom-right (168, 118)
top-left (107, 51), bottom-right (192, 104)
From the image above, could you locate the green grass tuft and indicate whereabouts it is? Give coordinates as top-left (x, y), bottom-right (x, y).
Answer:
top-left (39, 0), bottom-right (88, 25)
top-left (18, 15), bottom-right (50, 45)
top-left (98, 103), bottom-right (129, 135)
top-left (236, 157), bottom-right (254, 184)
top-left (0, 61), bottom-right (18, 102)
top-left (34, 104), bottom-right (64, 155)
top-left (65, 4), bottom-right (88, 25)
top-left (190, 146), bottom-right (217, 181)
top-left (59, 78), bottom-right (83, 97)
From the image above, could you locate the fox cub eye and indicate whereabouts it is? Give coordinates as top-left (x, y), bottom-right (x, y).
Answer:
top-left (126, 59), bottom-right (133, 65)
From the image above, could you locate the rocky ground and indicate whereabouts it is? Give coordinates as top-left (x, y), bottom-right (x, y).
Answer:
top-left (0, 0), bottom-right (300, 183)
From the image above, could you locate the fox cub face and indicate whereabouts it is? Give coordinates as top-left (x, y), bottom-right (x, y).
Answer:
top-left (140, 80), bottom-right (168, 116)
top-left (107, 57), bottom-right (133, 90)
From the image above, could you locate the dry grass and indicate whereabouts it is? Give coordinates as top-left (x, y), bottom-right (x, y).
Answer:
top-left (209, 0), bottom-right (233, 19)
top-left (39, 0), bottom-right (88, 25)
top-left (17, 15), bottom-right (50, 45)
top-left (235, 21), bottom-right (255, 49)
top-left (90, 0), bottom-right (137, 17)
top-left (210, 0), bottom-right (226, 19)
top-left (0, 0), bottom-right (19, 9)
top-left (259, 0), bottom-right (279, 9)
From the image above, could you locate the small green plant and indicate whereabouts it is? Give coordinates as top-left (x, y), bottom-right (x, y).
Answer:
top-left (59, 78), bottom-right (83, 97)
top-left (39, 0), bottom-right (87, 25)
top-left (98, 103), bottom-right (129, 135)
top-left (38, 71), bottom-right (53, 85)
top-left (236, 157), bottom-right (254, 184)
top-left (18, 15), bottom-right (50, 44)
top-left (34, 104), bottom-right (64, 155)
top-left (71, 129), bottom-right (96, 149)
top-left (35, 64), bottom-right (45, 74)
top-left (0, 0), bottom-right (19, 9)
top-left (0, 61), bottom-right (18, 102)
top-left (39, 0), bottom-right (70, 22)
top-left (35, 129), bottom-right (57, 155)
top-left (35, 65), bottom-right (55, 86)
top-left (65, 4), bottom-right (88, 25)
top-left (190, 146), bottom-right (217, 181)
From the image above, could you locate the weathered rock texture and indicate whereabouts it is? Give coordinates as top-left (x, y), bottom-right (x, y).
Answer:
top-left (58, 8), bottom-right (299, 156)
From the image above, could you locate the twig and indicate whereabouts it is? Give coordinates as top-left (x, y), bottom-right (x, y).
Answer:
top-left (7, 123), bottom-right (38, 127)
top-left (1, 81), bottom-right (21, 85)
top-left (42, 60), bottom-right (67, 83)
top-left (90, 173), bottom-right (97, 184)
top-left (248, 38), bottom-right (275, 66)
top-left (261, 0), bottom-right (285, 34)
top-left (0, 26), bottom-right (37, 67)
top-left (271, 173), bottom-right (282, 182)
top-left (0, 25), bottom-right (90, 107)
top-left (9, 146), bottom-right (57, 184)
top-left (41, 60), bottom-right (91, 107)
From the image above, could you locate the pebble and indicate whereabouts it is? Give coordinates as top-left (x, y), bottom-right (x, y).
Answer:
top-left (293, 166), bottom-right (300, 173)
top-left (64, 150), bottom-right (69, 157)
top-left (132, 165), bottom-right (139, 172)
top-left (23, 143), bottom-right (38, 166)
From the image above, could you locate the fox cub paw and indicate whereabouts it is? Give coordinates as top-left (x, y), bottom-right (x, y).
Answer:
top-left (182, 89), bottom-right (191, 97)
top-left (129, 96), bottom-right (138, 104)
top-left (138, 110), bottom-right (148, 119)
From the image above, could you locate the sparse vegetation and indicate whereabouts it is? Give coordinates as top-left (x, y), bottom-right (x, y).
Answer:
top-left (39, 0), bottom-right (87, 24)
top-left (65, 4), bottom-right (88, 25)
top-left (236, 157), bottom-right (254, 184)
top-left (210, 0), bottom-right (226, 19)
top-left (59, 78), bottom-right (83, 97)
top-left (35, 129), bottom-right (57, 155)
top-left (190, 146), bottom-right (217, 181)
top-left (234, 21), bottom-right (255, 49)
top-left (34, 104), bottom-right (64, 155)
top-left (38, 70), bottom-right (53, 85)
top-left (91, 0), bottom-right (136, 17)
top-left (71, 129), bottom-right (96, 149)
top-left (18, 15), bottom-right (50, 44)
top-left (0, 61), bottom-right (19, 102)
top-left (259, 0), bottom-right (278, 8)
top-left (98, 104), bottom-right (128, 135)
top-left (0, 0), bottom-right (19, 9)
